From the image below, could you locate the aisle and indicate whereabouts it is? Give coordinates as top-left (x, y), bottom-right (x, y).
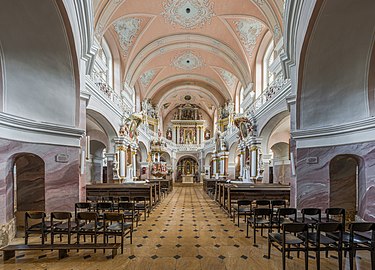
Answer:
top-left (122, 186), bottom-right (302, 270)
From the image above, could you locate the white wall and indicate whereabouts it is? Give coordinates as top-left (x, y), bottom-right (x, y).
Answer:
top-left (0, 1), bottom-right (77, 127)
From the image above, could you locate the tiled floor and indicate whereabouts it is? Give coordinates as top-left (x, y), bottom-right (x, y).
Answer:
top-left (0, 186), bottom-right (372, 269)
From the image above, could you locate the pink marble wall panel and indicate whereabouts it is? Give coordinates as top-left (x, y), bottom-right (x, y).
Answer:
top-left (296, 142), bottom-right (375, 221)
top-left (0, 138), bottom-right (80, 224)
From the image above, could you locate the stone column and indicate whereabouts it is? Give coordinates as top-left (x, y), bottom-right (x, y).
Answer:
top-left (212, 153), bottom-right (217, 178)
top-left (239, 150), bottom-right (245, 179)
top-left (177, 126), bottom-right (180, 144)
top-left (250, 146), bottom-right (258, 180)
top-left (172, 126), bottom-right (176, 143)
top-left (105, 153), bottom-right (116, 183)
top-left (114, 137), bottom-right (127, 183)
top-left (132, 148), bottom-right (137, 181)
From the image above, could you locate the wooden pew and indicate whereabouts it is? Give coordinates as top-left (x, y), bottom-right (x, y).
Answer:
top-left (223, 182), bottom-right (291, 217)
top-left (86, 183), bottom-right (155, 208)
top-left (1, 243), bottom-right (120, 261)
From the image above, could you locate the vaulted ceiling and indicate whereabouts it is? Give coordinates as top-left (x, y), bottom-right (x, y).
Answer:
top-left (93, 0), bottom-right (284, 119)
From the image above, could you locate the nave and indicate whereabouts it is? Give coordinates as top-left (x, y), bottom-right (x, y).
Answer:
top-left (0, 186), bottom-right (372, 270)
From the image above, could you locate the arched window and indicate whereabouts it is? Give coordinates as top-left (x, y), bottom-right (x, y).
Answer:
top-left (263, 42), bottom-right (274, 91)
top-left (101, 39), bottom-right (113, 88)
top-left (239, 86), bottom-right (244, 113)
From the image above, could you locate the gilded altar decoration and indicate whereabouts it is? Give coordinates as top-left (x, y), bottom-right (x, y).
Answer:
top-left (119, 112), bottom-right (143, 140)
top-left (234, 116), bottom-right (255, 140)
top-left (162, 0), bottom-right (215, 30)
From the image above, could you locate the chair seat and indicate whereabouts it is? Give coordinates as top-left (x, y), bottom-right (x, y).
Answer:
top-left (54, 221), bottom-right (78, 230)
top-left (248, 217), bottom-right (270, 225)
top-left (79, 222), bottom-right (103, 231)
top-left (272, 217), bottom-right (293, 224)
top-left (269, 232), bottom-right (304, 245)
top-left (308, 232), bottom-right (337, 245)
top-left (135, 203), bottom-right (148, 208)
top-left (234, 208), bottom-right (252, 214)
top-left (107, 222), bottom-right (132, 231)
top-left (327, 232), bottom-right (371, 245)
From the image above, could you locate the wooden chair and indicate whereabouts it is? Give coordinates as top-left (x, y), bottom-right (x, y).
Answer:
top-left (308, 222), bottom-right (343, 270)
top-left (298, 208), bottom-right (321, 232)
top-left (342, 222), bottom-right (375, 270)
top-left (272, 208), bottom-right (297, 232)
top-left (232, 199), bottom-right (252, 227)
top-left (267, 223), bottom-right (309, 270)
top-left (133, 196), bottom-right (149, 221)
top-left (118, 202), bottom-right (139, 227)
top-left (76, 212), bottom-right (102, 250)
top-left (322, 208), bottom-right (345, 228)
top-left (50, 212), bottom-right (73, 245)
top-left (247, 208), bottom-right (272, 246)
top-left (103, 212), bottom-right (133, 254)
top-left (25, 211), bottom-right (48, 245)
top-left (271, 200), bottom-right (287, 215)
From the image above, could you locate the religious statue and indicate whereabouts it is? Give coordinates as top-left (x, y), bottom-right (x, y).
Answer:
top-left (166, 128), bottom-right (172, 140)
top-left (173, 111), bottom-right (178, 120)
top-left (204, 129), bottom-right (211, 140)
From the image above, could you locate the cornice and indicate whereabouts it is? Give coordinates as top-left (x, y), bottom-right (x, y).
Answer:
top-left (292, 117), bottom-right (375, 139)
top-left (0, 112), bottom-right (84, 138)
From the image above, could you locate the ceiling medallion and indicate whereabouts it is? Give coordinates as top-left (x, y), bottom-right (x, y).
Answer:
top-left (234, 18), bottom-right (263, 57)
top-left (113, 17), bottom-right (142, 56)
top-left (162, 0), bottom-right (215, 30)
top-left (140, 69), bottom-right (157, 87)
top-left (171, 51), bottom-right (204, 70)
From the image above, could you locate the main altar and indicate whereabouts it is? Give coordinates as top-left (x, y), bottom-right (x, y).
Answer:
top-left (169, 104), bottom-right (210, 144)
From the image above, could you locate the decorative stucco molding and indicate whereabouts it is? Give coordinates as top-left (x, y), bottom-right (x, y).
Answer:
top-left (162, 0), bottom-right (215, 30)
top-left (171, 50), bottom-right (204, 70)
top-left (113, 17), bottom-right (142, 56)
top-left (234, 18), bottom-right (263, 57)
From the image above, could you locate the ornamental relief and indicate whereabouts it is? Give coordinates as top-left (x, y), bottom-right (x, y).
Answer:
top-left (171, 51), bottom-right (204, 71)
top-left (215, 67), bottom-right (236, 89)
top-left (234, 18), bottom-right (263, 57)
top-left (162, 0), bottom-right (215, 30)
top-left (113, 17), bottom-right (142, 56)
top-left (140, 69), bottom-right (157, 87)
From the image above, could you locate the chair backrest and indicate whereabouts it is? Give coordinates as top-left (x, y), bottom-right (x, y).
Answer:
top-left (349, 222), bottom-right (374, 233)
top-left (255, 200), bottom-right (270, 208)
top-left (25, 211), bottom-right (46, 220)
top-left (75, 202), bottom-right (91, 211)
top-left (254, 208), bottom-right (272, 217)
top-left (77, 211), bottom-right (98, 222)
top-left (278, 208), bottom-right (297, 220)
top-left (86, 196), bottom-right (99, 202)
top-left (271, 200), bottom-right (287, 207)
top-left (119, 196), bottom-right (131, 202)
top-left (133, 196), bottom-right (146, 202)
top-left (302, 208), bottom-right (321, 222)
top-left (283, 222), bottom-right (308, 233)
top-left (237, 200), bottom-right (252, 207)
top-left (325, 207), bottom-right (346, 228)
top-left (318, 222), bottom-right (343, 233)
top-left (96, 202), bottom-right (113, 212)
top-left (104, 212), bottom-right (123, 222)
top-left (118, 202), bottom-right (135, 211)
top-left (51, 211), bottom-right (72, 220)
top-left (349, 222), bottom-right (375, 247)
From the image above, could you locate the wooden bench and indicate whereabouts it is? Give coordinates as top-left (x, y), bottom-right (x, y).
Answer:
top-left (1, 243), bottom-right (121, 261)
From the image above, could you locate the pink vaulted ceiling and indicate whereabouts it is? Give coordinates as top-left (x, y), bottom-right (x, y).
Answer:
top-left (94, 0), bottom-right (284, 118)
